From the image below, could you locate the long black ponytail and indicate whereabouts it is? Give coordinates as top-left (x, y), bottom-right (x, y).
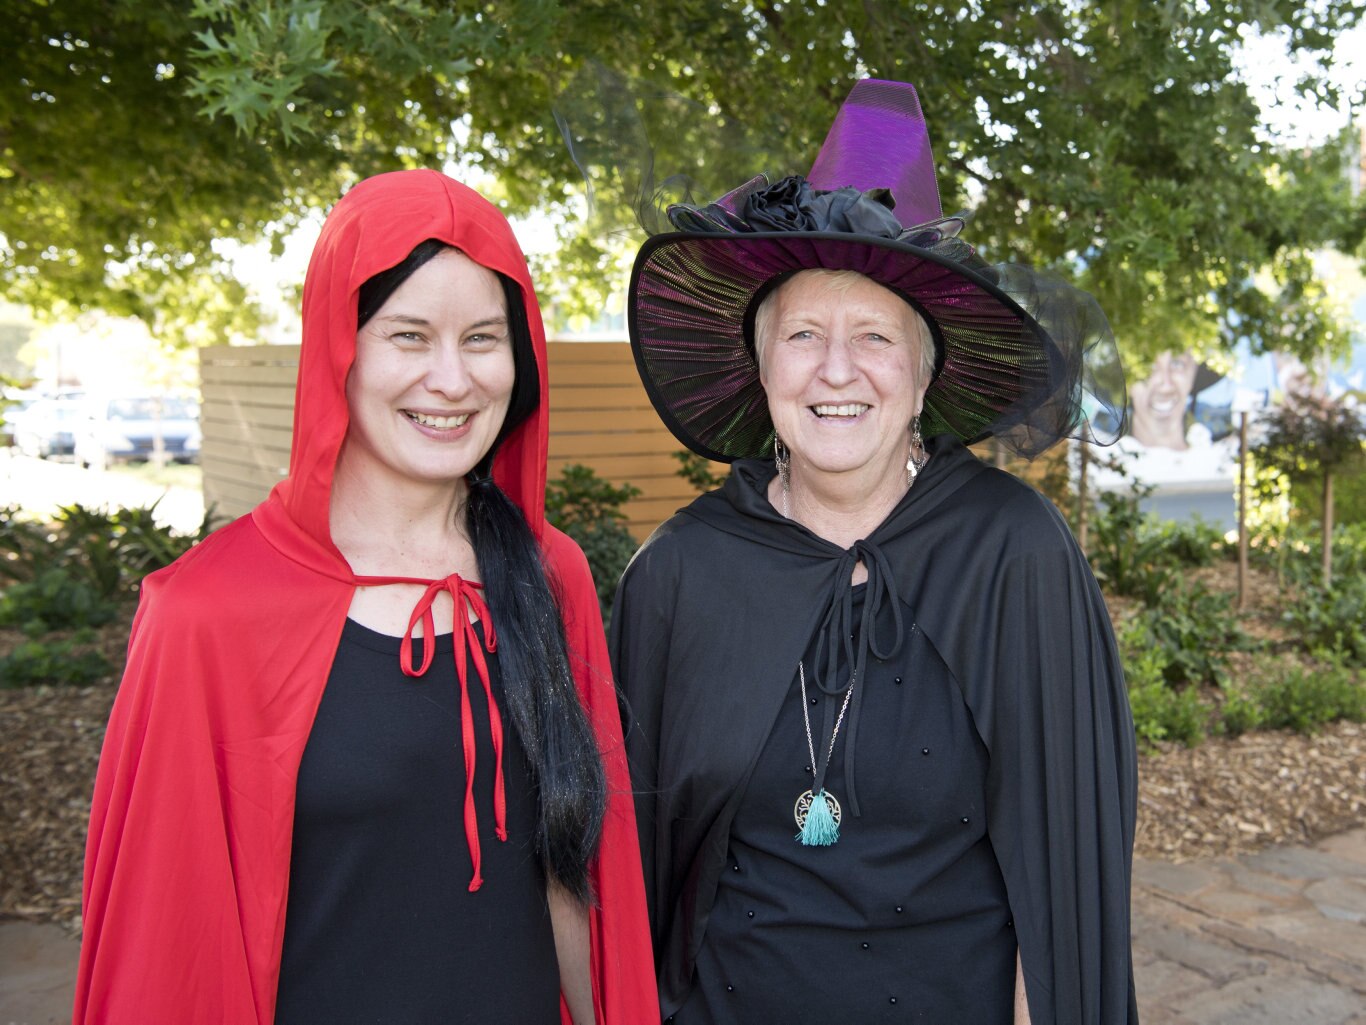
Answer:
top-left (358, 240), bottom-right (607, 903)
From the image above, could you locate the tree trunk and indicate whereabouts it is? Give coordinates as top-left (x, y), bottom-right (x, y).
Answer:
top-left (1237, 413), bottom-right (1249, 609)
top-left (1322, 472), bottom-right (1334, 590)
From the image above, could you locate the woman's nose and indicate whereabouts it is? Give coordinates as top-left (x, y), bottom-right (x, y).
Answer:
top-left (817, 336), bottom-right (858, 385)
top-left (424, 343), bottom-right (473, 398)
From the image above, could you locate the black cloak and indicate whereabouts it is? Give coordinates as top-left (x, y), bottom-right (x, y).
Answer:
top-left (610, 435), bottom-right (1139, 1024)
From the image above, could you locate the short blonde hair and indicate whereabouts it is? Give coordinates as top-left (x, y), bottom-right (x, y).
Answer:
top-left (752, 269), bottom-right (936, 383)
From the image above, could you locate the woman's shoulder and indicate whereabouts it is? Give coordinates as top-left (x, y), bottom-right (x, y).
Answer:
top-left (140, 514), bottom-right (261, 591)
top-left (625, 502), bottom-right (724, 573)
top-left (949, 458), bottom-right (1077, 556)
top-left (136, 513), bottom-right (306, 627)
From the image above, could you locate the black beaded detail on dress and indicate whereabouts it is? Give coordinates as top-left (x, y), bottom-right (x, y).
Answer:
top-left (673, 588), bottom-right (1015, 1024)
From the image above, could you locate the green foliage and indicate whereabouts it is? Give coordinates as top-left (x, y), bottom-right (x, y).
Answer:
top-left (0, 502), bottom-right (214, 686)
top-left (544, 464), bottom-right (641, 623)
top-left (1119, 620), bottom-right (1209, 748)
top-left (1, 1), bottom-right (304, 344)
top-left (1258, 522), bottom-right (1366, 595)
top-left (1087, 477), bottom-right (1233, 604)
top-left (1295, 462), bottom-right (1366, 528)
top-left (1283, 577), bottom-right (1366, 666)
top-left (672, 450), bottom-right (728, 494)
top-left (0, 568), bottom-right (117, 635)
top-left (0, 506), bottom-right (51, 583)
top-left (0, 632), bottom-right (112, 688)
top-left (1218, 688), bottom-right (1265, 738)
top-left (1221, 654), bottom-right (1365, 735)
top-left (7, 0), bottom-right (1363, 359)
top-left (1152, 516), bottom-right (1230, 568)
top-left (1086, 487), bottom-right (1176, 604)
top-left (1252, 393), bottom-right (1366, 498)
top-left (38, 502), bottom-right (212, 600)
top-left (1253, 659), bottom-right (1365, 733)
top-left (1128, 581), bottom-right (1248, 689)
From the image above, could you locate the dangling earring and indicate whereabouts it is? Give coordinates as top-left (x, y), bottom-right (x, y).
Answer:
top-left (774, 434), bottom-right (792, 517)
top-left (906, 415), bottom-right (928, 486)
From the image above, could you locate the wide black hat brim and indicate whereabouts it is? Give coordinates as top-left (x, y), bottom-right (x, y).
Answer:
top-left (629, 230), bottom-right (1078, 464)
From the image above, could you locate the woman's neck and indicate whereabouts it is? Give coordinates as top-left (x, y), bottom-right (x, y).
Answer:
top-left (329, 450), bottom-right (474, 580)
top-left (770, 453), bottom-right (913, 551)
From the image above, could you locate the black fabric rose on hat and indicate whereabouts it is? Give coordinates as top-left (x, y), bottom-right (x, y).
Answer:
top-left (666, 175), bottom-right (904, 239)
top-left (744, 176), bottom-right (902, 238)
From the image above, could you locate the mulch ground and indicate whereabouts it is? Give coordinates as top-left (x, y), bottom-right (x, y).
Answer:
top-left (2, 560), bottom-right (1363, 934)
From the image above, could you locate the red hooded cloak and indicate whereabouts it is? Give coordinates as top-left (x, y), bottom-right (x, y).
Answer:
top-left (74, 169), bottom-right (656, 1024)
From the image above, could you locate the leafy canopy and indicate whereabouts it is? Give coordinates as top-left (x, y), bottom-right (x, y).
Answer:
top-left (3, 0), bottom-right (1363, 356)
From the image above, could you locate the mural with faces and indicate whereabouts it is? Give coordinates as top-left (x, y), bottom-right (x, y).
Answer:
top-left (1127, 351), bottom-right (1217, 451)
top-left (1110, 340), bottom-right (1365, 491)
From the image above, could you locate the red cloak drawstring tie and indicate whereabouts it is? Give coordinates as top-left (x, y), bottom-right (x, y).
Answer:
top-left (353, 572), bottom-right (505, 892)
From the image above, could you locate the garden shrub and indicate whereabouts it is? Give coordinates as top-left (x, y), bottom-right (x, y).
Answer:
top-left (1119, 618), bottom-right (1210, 748)
top-left (1283, 576), bottom-right (1366, 666)
top-left (672, 450), bottom-right (728, 493)
top-left (0, 632), bottom-right (113, 687)
top-left (1266, 523), bottom-right (1366, 591)
top-left (54, 502), bottom-right (210, 599)
top-left (544, 464), bottom-right (642, 624)
top-left (1086, 489), bottom-right (1177, 605)
top-left (1217, 688), bottom-right (1265, 737)
top-left (0, 505), bottom-right (51, 583)
top-left (0, 568), bottom-right (118, 634)
top-left (1152, 515), bottom-right (1229, 567)
top-left (1128, 580), bottom-right (1248, 688)
top-left (1086, 489), bottom-right (1227, 605)
top-left (1220, 652), bottom-right (1365, 735)
top-left (1236, 653), bottom-right (1365, 733)
top-left (0, 502), bottom-right (215, 686)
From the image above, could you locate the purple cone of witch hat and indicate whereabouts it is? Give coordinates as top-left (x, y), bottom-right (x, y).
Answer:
top-left (807, 79), bottom-right (943, 228)
top-left (627, 78), bottom-right (1127, 464)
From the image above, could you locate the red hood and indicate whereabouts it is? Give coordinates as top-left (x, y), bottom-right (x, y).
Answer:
top-left (269, 169), bottom-right (550, 568)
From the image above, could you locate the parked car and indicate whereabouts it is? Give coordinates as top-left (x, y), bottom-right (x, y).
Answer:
top-left (12, 396), bottom-right (85, 459)
top-left (74, 395), bottom-right (202, 468)
top-left (1, 389), bottom-right (38, 447)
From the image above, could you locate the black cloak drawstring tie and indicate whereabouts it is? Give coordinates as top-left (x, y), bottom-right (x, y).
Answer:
top-left (807, 539), bottom-right (905, 817)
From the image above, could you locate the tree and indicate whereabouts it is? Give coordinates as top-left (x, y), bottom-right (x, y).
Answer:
top-left (1251, 392), bottom-right (1366, 588)
top-left (4, 0), bottom-right (1363, 355)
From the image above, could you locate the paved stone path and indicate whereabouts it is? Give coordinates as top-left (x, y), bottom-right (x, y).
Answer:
top-left (4, 828), bottom-right (1364, 1023)
top-left (1132, 828), bottom-right (1366, 1024)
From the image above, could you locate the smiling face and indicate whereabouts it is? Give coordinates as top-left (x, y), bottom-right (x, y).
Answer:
top-left (757, 269), bottom-right (932, 485)
top-left (343, 248), bottom-right (515, 491)
top-left (1129, 350), bottom-right (1198, 449)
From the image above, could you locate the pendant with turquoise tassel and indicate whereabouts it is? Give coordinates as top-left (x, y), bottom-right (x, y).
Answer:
top-left (794, 788), bottom-right (842, 846)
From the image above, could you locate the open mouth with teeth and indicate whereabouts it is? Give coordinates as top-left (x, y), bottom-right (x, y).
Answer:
top-left (403, 410), bottom-right (471, 429)
top-left (1145, 394), bottom-right (1181, 416)
top-left (811, 403), bottom-right (871, 420)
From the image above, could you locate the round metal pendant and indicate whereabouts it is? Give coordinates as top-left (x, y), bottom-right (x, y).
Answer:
top-left (794, 788), bottom-right (843, 829)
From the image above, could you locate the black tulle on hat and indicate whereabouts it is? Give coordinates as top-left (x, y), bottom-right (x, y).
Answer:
top-left (626, 78), bottom-right (1126, 463)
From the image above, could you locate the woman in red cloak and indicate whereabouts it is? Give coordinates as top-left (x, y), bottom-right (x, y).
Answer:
top-left (74, 169), bottom-right (655, 1024)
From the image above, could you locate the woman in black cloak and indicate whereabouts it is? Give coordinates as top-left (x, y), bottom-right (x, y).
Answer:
top-left (609, 79), bottom-right (1138, 1024)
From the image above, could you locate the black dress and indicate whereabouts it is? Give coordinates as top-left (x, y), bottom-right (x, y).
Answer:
top-left (275, 619), bottom-right (561, 1025)
top-left (674, 588), bottom-right (1014, 1024)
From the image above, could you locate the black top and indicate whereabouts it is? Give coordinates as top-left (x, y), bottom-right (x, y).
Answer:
top-left (275, 618), bottom-right (561, 1025)
top-left (610, 436), bottom-right (1138, 1023)
top-left (675, 588), bottom-right (1014, 1024)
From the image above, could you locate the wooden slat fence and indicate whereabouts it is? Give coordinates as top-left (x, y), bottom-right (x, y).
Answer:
top-left (199, 341), bottom-right (724, 538)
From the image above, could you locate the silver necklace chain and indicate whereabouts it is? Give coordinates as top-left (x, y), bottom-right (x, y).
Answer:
top-left (798, 660), bottom-right (855, 778)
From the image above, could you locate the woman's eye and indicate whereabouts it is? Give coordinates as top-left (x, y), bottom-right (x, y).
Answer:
top-left (393, 331), bottom-right (426, 345)
top-left (465, 332), bottom-right (504, 348)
